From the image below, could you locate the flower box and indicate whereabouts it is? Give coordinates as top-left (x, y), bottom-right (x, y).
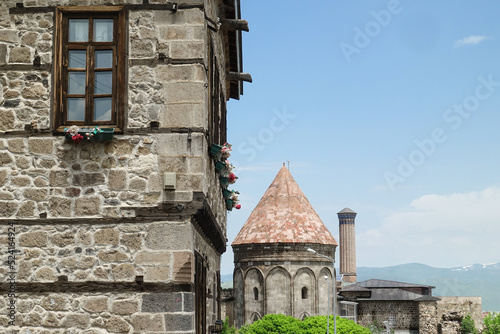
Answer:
top-left (215, 161), bottom-right (227, 174)
top-left (210, 144), bottom-right (223, 159)
top-left (222, 189), bottom-right (232, 198)
top-left (220, 176), bottom-right (230, 189)
top-left (65, 126), bottom-right (114, 143)
top-left (226, 199), bottom-right (234, 211)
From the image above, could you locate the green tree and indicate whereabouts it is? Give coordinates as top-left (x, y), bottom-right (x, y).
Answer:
top-left (460, 314), bottom-right (478, 334)
top-left (222, 316), bottom-right (237, 334)
top-left (238, 314), bottom-right (370, 334)
top-left (483, 312), bottom-right (500, 334)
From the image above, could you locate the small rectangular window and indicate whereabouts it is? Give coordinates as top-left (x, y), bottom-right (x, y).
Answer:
top-left (54, 6), bottom-right (125, 133)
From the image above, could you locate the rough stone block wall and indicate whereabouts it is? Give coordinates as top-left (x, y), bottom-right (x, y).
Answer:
top-left (437, 297), bottom-right (482, 333)
top-left (357, 301), bottom-right (419, 330)
top-left (1, 0), bottom-right (235, 332)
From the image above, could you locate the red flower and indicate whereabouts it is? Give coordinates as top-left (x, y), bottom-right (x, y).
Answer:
top-left (72, 134), bottom-right (84, 143)
top-left (235, 204), bottom-right (241, 210)
top-left (228, 173), bottom-right (237, 183)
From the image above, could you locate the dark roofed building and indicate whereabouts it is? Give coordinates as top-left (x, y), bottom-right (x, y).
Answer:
top-left (339, 279), bottom-right (440, 333)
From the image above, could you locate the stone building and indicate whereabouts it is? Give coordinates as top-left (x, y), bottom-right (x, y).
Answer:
top-left (231, 165), bottom-right (338, 328)
top-left (0, 0), bottom-right (249, 333)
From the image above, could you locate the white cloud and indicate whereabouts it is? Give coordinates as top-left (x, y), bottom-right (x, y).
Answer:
top-left (357, 187), bottom-right (500, 268)
top-left (454, 35), bottom-right (490, 48)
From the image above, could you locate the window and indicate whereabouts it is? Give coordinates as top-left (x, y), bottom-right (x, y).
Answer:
top-left (301, 287), bottom-right (308, 299)
top-left (54, 6), bottom-right (126, 132)
top-left (253, 287), bottom-right (259, 300)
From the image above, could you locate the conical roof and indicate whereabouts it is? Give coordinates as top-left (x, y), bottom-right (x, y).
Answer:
top-left (232, 166), bottom-right (337, 246)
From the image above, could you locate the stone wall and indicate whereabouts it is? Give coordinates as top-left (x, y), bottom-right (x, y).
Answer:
top-left (0, 291), bottom-right (195, 333)
top-left (0, 0), bottom-right (241, 332)
top-left (357, 301), bottom-right (419, 331)
top-left (437, 297), bottom-right (483, 333)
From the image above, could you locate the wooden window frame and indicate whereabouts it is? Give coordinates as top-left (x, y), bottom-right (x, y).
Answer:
top-left (53, 6), bottom-right (126, 133)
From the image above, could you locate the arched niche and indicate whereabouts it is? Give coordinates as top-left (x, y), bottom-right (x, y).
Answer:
top-left (233, 268), bottom-right (245, 328)
top-left (265, 266), bottom-right (291, 316)
top-left (244, 267), bottom-right (264, 324)
top-left (318, 267), bottom-right (333, 315)
top-left (293, 267), bottom-right (315, 318)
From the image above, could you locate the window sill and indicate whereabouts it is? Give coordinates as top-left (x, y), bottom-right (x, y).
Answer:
top-left (63, 126), bottom-right (114, 143)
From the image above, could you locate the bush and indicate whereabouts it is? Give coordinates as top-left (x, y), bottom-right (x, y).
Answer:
top-left (238, 314), bottom-right (370, 334)
top-left (222, 316), bottom-right (237, 334)
top-left (460, 315), bottom-right (478, 334)
top-left (483, 312), bottom-right (500, 334)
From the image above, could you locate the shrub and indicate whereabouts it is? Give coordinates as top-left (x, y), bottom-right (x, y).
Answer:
top-left (460, 315), bottom-right (478, 334)
top-left (238, 314), bottom-right (370, 334)
top-left (483, 312), bottom-right (500, 334)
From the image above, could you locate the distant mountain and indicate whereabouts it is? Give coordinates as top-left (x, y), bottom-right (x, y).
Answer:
top-left (221, 263), bottom-right (500, 311)
top-left (357, 262), bottom-right (500, 312)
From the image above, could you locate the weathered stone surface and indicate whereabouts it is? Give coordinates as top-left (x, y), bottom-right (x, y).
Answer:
top-left (41, 295), bottom-right (68, 311)
top-left (142, 292), bottom-right (182, 313)
top-left (63, 313), bottom-right (90, 329)
top-left (111, 264), bottom-right (135, 280)
top-left (105, 140), bottom-right (133, 155)
top-left (9, 46), bottom-right (31, 63)
top-left (17, 201), bottom-right (36, 217)
top-left (44, 312), bottom-right (61, 327)
top-left (0, 44), bottom-right (7, 65)
top-left (34, 267), bottom-right (57, 281)
top-left (0, 201), bottom-right (17, 217)
top-left (29, 138), bottom-right (54, 154)
top-left (94, 228), bottom-right (119, 245)
top-left (130, 39), bottom-right (155, 58)
top-left (82, 297), bottom-right (108, 313)
top-left (111, 300), bottom-right (138, 315)
top-left (135, 251), bottom-right (171, 265)
top-left (164, 313), bottom-right (193, 331)
top-left (0, 169), bottom-right (8, 186)
top-left (131, 314), bottom-right (165, 332)
top-left (8, 138), bottom-right (25, 153)
top-left (0, 110), bottom-right (15, 131)
top-left (19, 232), bottom-right (47, 247)
top-left (108, 170), bottom-right (127, 190)
top-left (73, 173), bottom-right (106, 186)
top-left (51, 232), bottom-right (75, 247)
top-left (129, 177), bottom-right (146, 191)
top-left (145, 267), bottom-right (170, 281)
top-left (22, 83), bottom-right (47, 99)
top-left (15, 156), bottom-right (31, 169)
top-left (121, 233), bottom-right (142, 250)
top-left (11, 176), bottom-right (31, 186)
top-left (75, 197), bottom-right (100, 216)
top-left (173, 251), bottom-right (193, 282)
top-left (146, 222), bottom-right (192, 250)
top-left (0, 152), bottom-right (13, 166)
top-left (23, 188), bottom-right (48, 201)
top-left (97, 250), bottom-right (128, 262)
top-left (106, 316), bottom-right (130, 333)
top-left (0, 30), bottom-right (19, 43)
top-left (49, 197), bottom-right (71, 217)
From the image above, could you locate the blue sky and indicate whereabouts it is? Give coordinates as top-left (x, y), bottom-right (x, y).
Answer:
top-left (221, 0), bottom-right (500, 275)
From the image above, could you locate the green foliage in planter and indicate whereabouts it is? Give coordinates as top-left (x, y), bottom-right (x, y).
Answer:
top-left (483, 312), bottom-right (500, 334)
top-left (238, 314), bottom-right (370, 334)
top-left (460, 315), bottom-right (478, 334)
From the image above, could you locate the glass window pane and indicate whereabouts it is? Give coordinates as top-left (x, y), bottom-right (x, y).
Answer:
top-left (95, 50), bottom-right (113, 68)
top-left (68, 72), bottom-right (86, 94)
top-left (67, 98), bottom-right (85, 121)
top-left (94, 97), bottom-right (112, 121)
top-left (93, 19), bottom-right (113, 42)
top-left (68, 50), bottom-right (86, 68)
top-left (69, 19), bottom-right (89, 42)
top-left (95, 72), bottom-right (112, 95)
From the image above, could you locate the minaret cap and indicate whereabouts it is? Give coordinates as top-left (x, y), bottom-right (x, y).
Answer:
top-left (337, 207), bottom-right (357, 215)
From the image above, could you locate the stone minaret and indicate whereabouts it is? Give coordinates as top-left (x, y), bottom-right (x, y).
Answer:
top-left (338, 208), bottom-right (357, 283)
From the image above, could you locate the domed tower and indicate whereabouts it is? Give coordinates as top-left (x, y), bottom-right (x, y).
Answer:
top-left (338, 208), bottom-right (357, 283)
top-left (231, 166), bottom-right (338, 327)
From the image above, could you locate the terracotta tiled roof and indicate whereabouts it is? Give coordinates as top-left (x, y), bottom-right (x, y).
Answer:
top-left (232, 166), bottom-right (337, 246)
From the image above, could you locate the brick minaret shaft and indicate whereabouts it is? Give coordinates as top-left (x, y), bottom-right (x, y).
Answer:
top-left (338, 208), bottom-right (357, 283)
